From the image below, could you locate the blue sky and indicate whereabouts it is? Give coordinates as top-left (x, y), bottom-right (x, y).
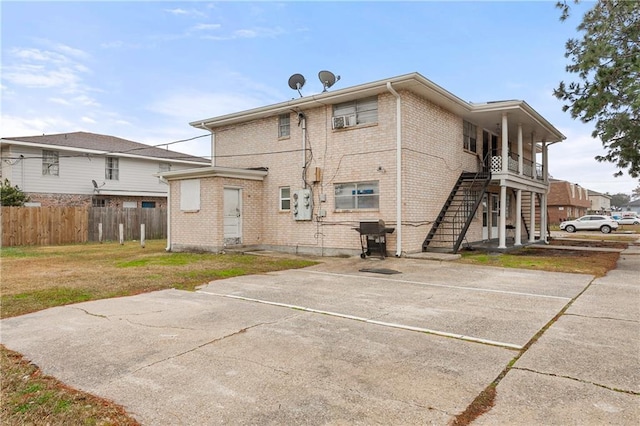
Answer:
top-left (1, 0), bottom-right (637, 196)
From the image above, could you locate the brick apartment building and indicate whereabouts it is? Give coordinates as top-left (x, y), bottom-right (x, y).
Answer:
top-left (547, 179), bottom-right (591, 224)
top-left (160, 73), bottom-right (565, 256)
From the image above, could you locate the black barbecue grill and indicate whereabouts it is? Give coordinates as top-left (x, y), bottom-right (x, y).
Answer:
top-left (354, 220), bottom-right (395, 259)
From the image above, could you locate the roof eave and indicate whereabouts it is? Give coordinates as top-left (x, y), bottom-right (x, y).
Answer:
top-left (159, 166), bottom-right (268, 181)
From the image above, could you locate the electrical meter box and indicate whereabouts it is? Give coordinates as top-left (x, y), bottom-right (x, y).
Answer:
top-left (293, 189), bottom-right (313, 221)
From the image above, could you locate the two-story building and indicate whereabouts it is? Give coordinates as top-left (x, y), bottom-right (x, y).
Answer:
top-left (160, 72), bottom-right (565, 256)
top-left (587, 190), bottom-right (612, 215)
top-left (547, 179), bottom-right (591, 224)
top-left (0, 132), bottom-right (209, 208)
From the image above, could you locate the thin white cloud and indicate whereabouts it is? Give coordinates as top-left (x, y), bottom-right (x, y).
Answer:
top-left (49, 97), bottom-right (71, 106)
top-left (164, 8), bottom-right (206, 18)
top-left (202, 26), bottom-right (286, 41)
top-left (81, 116), bottom-right (96, 124)
top-left (3, 65), bottom-right (80, 89)
top-left (190, 23), bottom-right (221, 31)
top-left (0, 115), bottom-right (74, 137)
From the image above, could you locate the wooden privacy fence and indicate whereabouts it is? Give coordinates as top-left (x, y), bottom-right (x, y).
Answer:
top-left (1, 207), bottom-right (167, 247)
top-left (1, 206), bottom-right (89, 246)
top-left (88, 207), bottom-right (167, 242)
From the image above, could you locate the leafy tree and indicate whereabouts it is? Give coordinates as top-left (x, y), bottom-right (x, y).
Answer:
top-left (554, 0), bottom-right (640, 178)
top-left (0, 179), bottom-right (29, 206)
top-left (609, 192), bottom-right (630, 209)
top-left (632, 184), bottom-right (640, 200)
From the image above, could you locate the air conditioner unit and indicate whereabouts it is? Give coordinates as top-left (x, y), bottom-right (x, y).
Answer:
top-left (332, 115), bottom-right (356, 129)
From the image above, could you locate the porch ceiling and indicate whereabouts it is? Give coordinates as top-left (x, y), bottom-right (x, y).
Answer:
top-left (469, 102), bottom-right (565, 148)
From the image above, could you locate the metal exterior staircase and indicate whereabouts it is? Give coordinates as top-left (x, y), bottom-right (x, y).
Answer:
top-left (422, 170), bottom-right (491, 254)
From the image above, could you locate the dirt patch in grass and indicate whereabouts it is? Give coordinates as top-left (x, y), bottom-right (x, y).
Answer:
top-left (1, 345), bottom-right (140, 425)
top-left (0, 240), bottom-right (317, 319)
top-left (1, 240), bottom-right (319, 425)
top-left (548, 239), bottom-right (629, 249)
top-left (458, 241), bottom-right (624, 278)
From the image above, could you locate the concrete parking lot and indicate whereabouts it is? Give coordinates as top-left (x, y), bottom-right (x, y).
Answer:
top-left (1, 243), bottom-right (639, 425)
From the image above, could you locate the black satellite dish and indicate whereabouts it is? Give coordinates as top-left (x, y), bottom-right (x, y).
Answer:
top-left (318, 70), bottom-right (340, 92)
top-left (288, 74), bottom-right (306, 97)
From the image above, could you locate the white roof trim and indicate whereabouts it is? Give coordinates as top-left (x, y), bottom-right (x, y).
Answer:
top-left (158, 166), bottom-right (268, 181)
top-left (0, 139), bottom-right (209, 166)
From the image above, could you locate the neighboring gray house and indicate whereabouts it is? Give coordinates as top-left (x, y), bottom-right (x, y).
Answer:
top-left (0, 132), bottom-right (209, 208)
top-left (587, 190), bottom-right (611, 215)
top-left (625, 198), bottom-right (640, 215)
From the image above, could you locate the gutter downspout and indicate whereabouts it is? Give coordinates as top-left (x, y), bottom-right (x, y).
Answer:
top-left (165, 181), bottom-right (171, 251)
top-left (387, 82), bottom-right (402, 257)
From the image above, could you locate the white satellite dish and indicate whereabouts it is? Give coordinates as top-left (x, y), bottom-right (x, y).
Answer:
top-left (288, 73), bottom-right (306, 97)
top-left (318, 70), bottom-right (340, 92)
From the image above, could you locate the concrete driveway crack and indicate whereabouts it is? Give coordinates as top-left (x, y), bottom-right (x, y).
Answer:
top-left (564, 312), bottom-right (639, 323)
top-left (71, 307), bottom-right (109, 319)
top-left (130, 323), bottom-right (262, 374)
top-left (123, 318), bottom-right (197, 330)
top-left (449, 276), bottom-right (600, 426)
top-left (512, 366), bottom-right (640, 395)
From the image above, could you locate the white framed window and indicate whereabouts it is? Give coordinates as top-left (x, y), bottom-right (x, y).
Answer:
top-left (280, 187), bottom-right (291, 211)
top-left (180, 179), bottom-right (200, 211)
top-left (105, 157), bottom-right (119, 180)
top-left (463, 121), bottom-right (477, 153)
top-left (333, 96), bottom-right (378, 127)
top-left (278, 114), bottom-right (290, 138)
top-left (123, 201), bottom-right (137, 209)
top-left (334, 181), bottom-right (379, 210)
top-left (42, 150), bottom-right (59, 176)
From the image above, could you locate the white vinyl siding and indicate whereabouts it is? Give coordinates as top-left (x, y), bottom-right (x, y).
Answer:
top-left (333, 96), bottom-right (378, 125)
top-left (2, 145), bottom-right (200, 195)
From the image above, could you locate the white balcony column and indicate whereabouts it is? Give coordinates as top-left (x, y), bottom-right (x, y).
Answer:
top-left (501, 113), bottom-right (509, 173)
top-left (541, 192), bottom-right (549, 243)
top-left (529, 191), bottom-right (536, 243)
top-left (518, 123), bottom-right (523, 175)
top-left (498, 185), bottom-right (507, 249)
top-left (542, 141), bottom-right (548, 183)
top-left (531, 131), bottom-right (536, 179)
top-left (515, 189), bottom-right (522, 246)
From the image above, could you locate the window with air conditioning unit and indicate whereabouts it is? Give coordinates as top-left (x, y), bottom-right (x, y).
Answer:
top-left (332, 96), bottom-right (378, 129)
top-left (332, 115), bottom-right (356, 129)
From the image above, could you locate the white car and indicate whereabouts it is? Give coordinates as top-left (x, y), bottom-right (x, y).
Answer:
top-left (559, 215), bottom-right (619, 233)
top-left (617, 215), bottom-right (640, 225)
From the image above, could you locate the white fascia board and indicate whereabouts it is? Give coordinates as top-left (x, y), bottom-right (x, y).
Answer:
top-left (158, 166), bottom-right (268, 181)
top-left (470, 101), bottom-right (566, 142)
top-left (97, 190), bottom-right (167, 197)
top-left (0, 139), bottom-right (208, 166)
top-left (190, 72), bottom-right (473, 129)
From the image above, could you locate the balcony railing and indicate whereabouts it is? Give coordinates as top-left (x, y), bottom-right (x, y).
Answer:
top-left (490, 154), bottom-right (544, 181)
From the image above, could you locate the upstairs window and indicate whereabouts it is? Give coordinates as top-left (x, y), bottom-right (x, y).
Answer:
top-left (334, 181), bottom-right (379, 210)
top-left (333, 96), bottom-right (378, 128)
top-left (463, 121), bottom-right (477, 153)
top-left (105, 157), bottom-right (119, 180)
top-left (278, 114), bottom-right (290, 138)
top-left (280, 187), bottom-right (291, 211)
top-left (42, 150), bottom-right (59, 176)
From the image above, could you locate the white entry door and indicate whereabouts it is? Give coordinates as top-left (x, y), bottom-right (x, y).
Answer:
top-left (482, 193), bottom-right (499, 240)
top-left (223, 188), bottom-right (242, 244)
